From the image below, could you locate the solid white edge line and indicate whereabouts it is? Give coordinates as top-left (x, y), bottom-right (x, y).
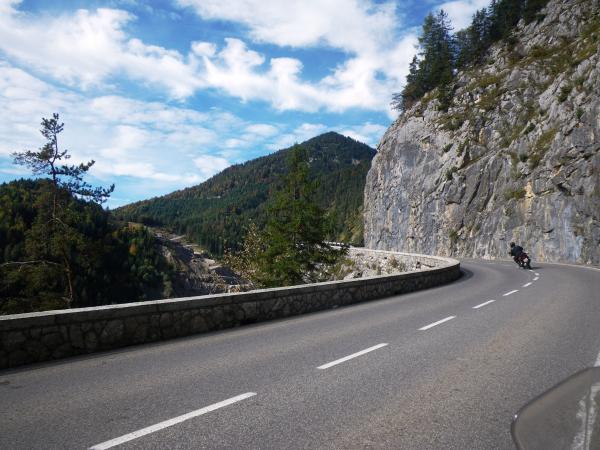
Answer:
top-left (503, 290), bottom-right (519, 296)
top-left (522, 282), bottom-right (532, 287)
top-left (88, 392), bottom-right (257, 450)
top-left (317, 343), bottom-right (388, 370)
top-left (418, 316), bottom-right (456, 331)
top-left (539, 262), bottom-right (600, 272)
top-left (473, 300), bottom-right (495, 309)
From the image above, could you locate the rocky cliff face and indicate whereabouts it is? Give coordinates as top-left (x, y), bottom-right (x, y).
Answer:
top-left (149, 230), bottom-right (249, 297)
top-left (364, 0), bottom-right (600, 264)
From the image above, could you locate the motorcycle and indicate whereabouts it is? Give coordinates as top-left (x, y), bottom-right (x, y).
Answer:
top-left (514, 252), bottom-right (532, 270)
top-left (512, 366), bottom-right (600, 449)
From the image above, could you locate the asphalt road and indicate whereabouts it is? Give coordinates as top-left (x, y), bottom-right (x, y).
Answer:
top-left (1, 259), bottom-right (599, 449)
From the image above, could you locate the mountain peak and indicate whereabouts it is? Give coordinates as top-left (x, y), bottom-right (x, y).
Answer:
top-left (116, 132), bottom-right (376, 253)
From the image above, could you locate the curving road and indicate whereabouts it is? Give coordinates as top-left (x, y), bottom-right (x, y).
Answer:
top-left (1, 259), bottom-right (599, 449)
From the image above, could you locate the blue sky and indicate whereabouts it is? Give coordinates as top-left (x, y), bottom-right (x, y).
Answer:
top-left (0, 0), bottom-right (486, 207)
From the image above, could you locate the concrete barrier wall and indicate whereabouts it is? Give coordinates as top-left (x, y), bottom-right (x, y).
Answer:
top-left (0, 251), bottom-right (460, 369)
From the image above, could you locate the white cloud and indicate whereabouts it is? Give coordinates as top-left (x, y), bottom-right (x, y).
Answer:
top-left (266, 123), bottom-right (328, 150)
top-left (176, 0), bottom-right (395, 54)
top-left (224, 138), bottom-right (245, 149)
top-left (3, 62), bottom-right (365, 203)
top-left (0, 63), bottom-right (239, 191)
top-left (0, 62), bottom-right (77, 156)
top-left (339, 122), bottom-right (387, 147)
top-left (0, 2), bottom-right (201, 98)
top-left (435, 0), bottom-right (489, 30)
top-left (0, 0), bottom-right (418, 115)
top-left (0, 165), bottom-right (29, 176)
top-left (181, 1), bottom-right (419, 115)
top-left (244, 123), bottom-right (278, 137)
top-left (193, 154), bottom-right (230, 179)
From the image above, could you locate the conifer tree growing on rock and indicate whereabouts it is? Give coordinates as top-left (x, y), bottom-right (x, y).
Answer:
top-left (393, 0), bottom-right (551, 112)
top-left (455, 8), bottom-right (492, 69)
top-left (396, 10), bottom-right (454, 111)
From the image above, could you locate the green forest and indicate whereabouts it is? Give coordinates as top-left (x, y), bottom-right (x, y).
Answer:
top-left (0, 178), bottom-right (175, 314)
top-left (115, 132), bottom-right (376, 255)
top-left (1, 115), bottom-right (176, 314)
top-left (394, 0), bottom-right (550, 111)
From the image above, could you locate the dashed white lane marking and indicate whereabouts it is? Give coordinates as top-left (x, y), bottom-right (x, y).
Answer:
top-left (473, 300), bottom-right (495, 309)
top-left (88, 393), bottom-right (257, 450)
top-left (522, 282), bottom-right (532, 288)
top-left (503, 290), bottom-right (519, 296)
top-left (317, 343), bottom-right (388, 370)
top-left (595, 349), bottom-right (600, 367)
top-left (533, 277), bottom-right (539, 281)
top-left (418, 316), bottom-right (456, 331)
top-left (535, 273), bottom-right (540, 276)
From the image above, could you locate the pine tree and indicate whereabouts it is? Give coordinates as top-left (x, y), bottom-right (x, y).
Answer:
top-left (489, 0), bottom-right (523, 40)
top-left (393, 10), bottom-right (455, 111)
top-left (456, 8), bottom-right (492, 69)
top-left (392, 0), bottom-right (550, 115)
top-left (523, 0), bottom-right (549, 23)
top-left (394, 56), bottom-right (424, 111)
top-left (260, 145), bottom-right (342, 286)
top-left (419, 10), bottom-right (455, 92)
top-left (226, 145), bottom-right (345, 287)
top-left (11, 114), bottom-right (114, 306)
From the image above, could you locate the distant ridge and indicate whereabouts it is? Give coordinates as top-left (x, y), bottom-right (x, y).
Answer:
top-left (115, 132), bottom-right (376, 254)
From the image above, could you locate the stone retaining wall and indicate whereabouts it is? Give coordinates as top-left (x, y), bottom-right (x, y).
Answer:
top-left (344, 248), bottom-right (451, 277)
top-left (0, 251), bottom-right (460, 370)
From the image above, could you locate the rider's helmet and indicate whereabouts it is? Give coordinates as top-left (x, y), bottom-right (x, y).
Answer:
top-left (510, 242), bottom-right (515, 247)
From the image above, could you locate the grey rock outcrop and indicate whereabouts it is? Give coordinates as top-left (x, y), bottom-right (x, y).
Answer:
top-left (153, 230), bottom-right (250, 297)
top-left (364, 0), bottom-right (600, 264)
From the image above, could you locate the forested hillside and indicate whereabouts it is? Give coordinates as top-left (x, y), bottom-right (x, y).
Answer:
top-left (115, 132), bottom-right (376, 254)
top-left (0, 179), bottom-right (176, 314)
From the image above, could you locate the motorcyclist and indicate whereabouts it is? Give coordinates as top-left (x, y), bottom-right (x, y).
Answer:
top-left (509, 242), bottom-right (524, 263)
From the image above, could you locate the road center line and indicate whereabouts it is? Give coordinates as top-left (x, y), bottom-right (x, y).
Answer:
top-left (473, 300), bottom-right (495, 309)
top-left (503, 290), bottom-right (519, 296)
top-left (522, 282), bottom-right (532, 287)
top-left (418, 316), bottom-right (456, 331)
top-left (317, 343), bottom-right (388, 370)
top-left (88, 392), bottom-right (257, 450)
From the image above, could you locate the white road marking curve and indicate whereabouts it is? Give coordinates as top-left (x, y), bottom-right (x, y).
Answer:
top-left (317, 343), bottom-right (388, 370)
top-left (419, 316), bottom-right (456, 331)
top-left (473, 300), bottom-right (495, 309)
top-left (89, 393), bottom-right (257, 450)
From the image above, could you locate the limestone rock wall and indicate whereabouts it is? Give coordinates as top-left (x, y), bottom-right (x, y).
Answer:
top-left (364, 0), bottom-right (600, 264)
